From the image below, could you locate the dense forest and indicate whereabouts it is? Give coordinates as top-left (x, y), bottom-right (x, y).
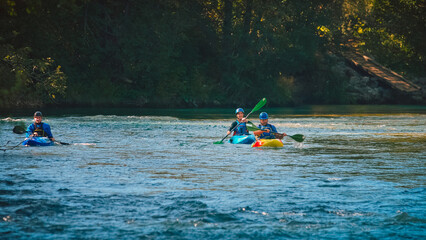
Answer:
top-left (1, 0), bottom-right (425, 108)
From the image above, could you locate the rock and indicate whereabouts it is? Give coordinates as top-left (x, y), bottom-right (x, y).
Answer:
top-left (349, 76), bottom-right (360, 85)
top-left (331, 61), bottom-right (346, 78)
top-left (345, 68), bottom-right (356, 78)
top-left (361, 76), bottom-right (369, 86)
top-left (367, 77), bottom-right (379, 88)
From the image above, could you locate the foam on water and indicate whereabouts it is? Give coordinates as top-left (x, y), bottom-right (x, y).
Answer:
top-left (0, 108), bottom-right (425, 239)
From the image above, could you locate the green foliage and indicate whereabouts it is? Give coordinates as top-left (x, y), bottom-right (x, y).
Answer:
top-left (341, 0), bottom-right (426, 76)
top-left (0, 0), bottom-right (423, 108)
top-left (0, 44), bottom-right (67, 108)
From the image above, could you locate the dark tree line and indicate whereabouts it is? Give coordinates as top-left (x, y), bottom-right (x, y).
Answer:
top-left (1, 0), bottom-right (424, 108)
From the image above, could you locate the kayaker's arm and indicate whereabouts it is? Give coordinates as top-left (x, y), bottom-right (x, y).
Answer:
top-left (227, 121), bottom-right (238, 135)
top-left (43, 124), bottom-right (54, 139)
top-left (26, 124), bottom-right (34, 138)
top-left (253, 129), bottom-right (270, 136)
top-left (270, 125), bottom-right (287, 139)
top-left (43, 124), bottom-right (55, 141)
top-left (272, 132), bottom-right (287, 139)
top-left (271, 125), bottom-right (278, 133)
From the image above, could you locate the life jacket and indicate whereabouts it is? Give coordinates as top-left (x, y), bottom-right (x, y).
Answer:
top-left (233, 120), bottom-right (249, 136)
top-left (33, 123), bottom-right (48, 137)
top-left (258, 123), bottom-right (276, 139)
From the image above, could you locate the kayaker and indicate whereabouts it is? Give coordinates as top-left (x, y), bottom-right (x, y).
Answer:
top-left (227, 108), bottom-right (253, 136)
top-left (26, 111), bottom-right (55, 141)
top-left (253, 112), bottom-right (286, 139)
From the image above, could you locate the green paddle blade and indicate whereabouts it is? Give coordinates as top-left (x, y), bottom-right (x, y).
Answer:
top-left (246, 122), bottom-right (260, 131)
top-left (289, 134), bottom-right (305, 142)
top-left (252, 98), bottom-right (267, 112)
top-left (13, 126), bottom-right (26, 134)
top-left (213, 97), bottom-right (266, 144)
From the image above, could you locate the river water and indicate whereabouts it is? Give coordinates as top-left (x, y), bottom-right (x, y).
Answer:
top-left (1, 105), bottom-right (425, 239)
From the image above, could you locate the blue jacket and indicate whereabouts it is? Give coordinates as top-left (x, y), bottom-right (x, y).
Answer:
top-left (257, 123), bottom-right (277, 139)
top-left (26, 122), bottom-right (53, 139)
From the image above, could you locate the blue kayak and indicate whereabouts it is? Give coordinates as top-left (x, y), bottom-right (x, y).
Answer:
top-left (22, 137), bottom-right (54, 146)
top-left (229, 135), bottom-right (256, 144)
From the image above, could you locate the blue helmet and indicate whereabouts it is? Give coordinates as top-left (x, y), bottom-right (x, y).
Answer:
top-left (259, 112), bottom-right (268, 119)
top-left (235, 108), bottom-right (244, 114)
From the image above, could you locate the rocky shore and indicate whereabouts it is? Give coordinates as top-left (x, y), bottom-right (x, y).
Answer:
top-left (331, 53), bottom-right (425, 104)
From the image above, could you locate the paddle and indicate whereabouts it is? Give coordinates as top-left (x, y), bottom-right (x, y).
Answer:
top-left (0, 141), bottom-right (12, 152)
top-left (1, 127), bottom-right (29, 151)
top-left (12, 125), bottom-right (70, 145)
top-left (214, 98), bottom-right (267, 144)
top-left (2, 140), bottom-right (27, 151)
top-left (246, 122), bottom-right (305, 143)
top-left (13, 126), bottom-right (26, 134)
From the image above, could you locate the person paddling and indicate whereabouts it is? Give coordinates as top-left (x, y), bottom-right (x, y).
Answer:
top-left (26, 111), bottom-right (55, 142)
top-left (253, 112), bottom-right (286, 139)
top-left (227, 108), bottom-right (254, 136)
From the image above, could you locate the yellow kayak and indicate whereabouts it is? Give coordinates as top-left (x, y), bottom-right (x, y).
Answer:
top-left (251, 139), bottom-right (284, 148)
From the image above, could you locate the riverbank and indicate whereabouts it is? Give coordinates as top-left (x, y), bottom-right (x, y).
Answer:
top-left (329, 51), bottom-right (425, 105)
top-left (2, 105), bottom-right (426, 119)
top-left (2, 64), bottom-right (424, 110)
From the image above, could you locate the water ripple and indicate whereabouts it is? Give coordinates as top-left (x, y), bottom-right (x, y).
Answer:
top-left (0, 109), bottom-right (425, 239)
